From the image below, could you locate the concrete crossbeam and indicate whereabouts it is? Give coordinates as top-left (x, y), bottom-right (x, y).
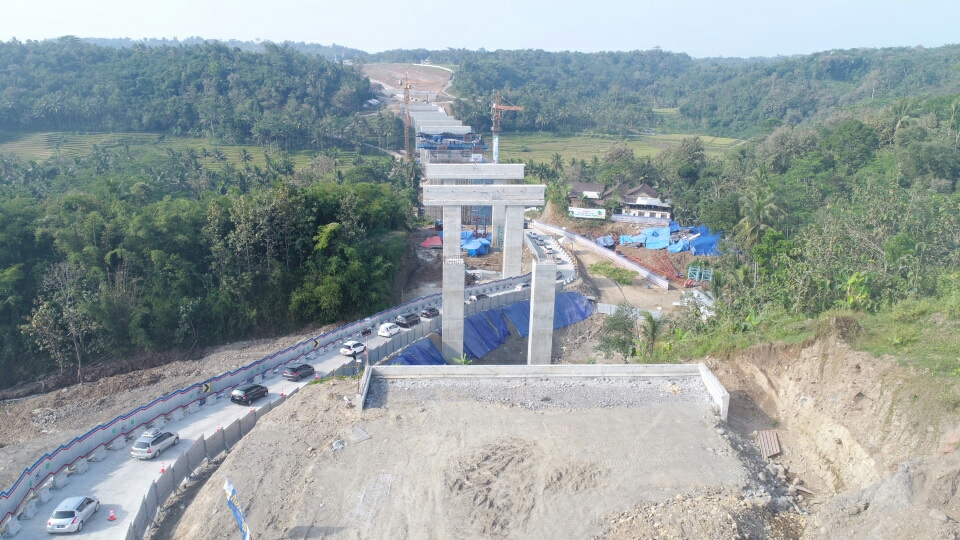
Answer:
top-left (503, 205), bottom-right (525, 277)
top-left (418, 125), bottom-right (474, 136)
top-left (527, 261), bottom-right (558, 365)
top-left (441, 261), bottom-right (466, 361)
top-left (423, 163), bottom-right (526, 181)
top-left (423, 185), bottom-right (544, 206)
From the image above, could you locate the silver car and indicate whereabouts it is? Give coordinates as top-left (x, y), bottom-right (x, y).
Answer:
top-left (130, 428), bottom-right (179, 460)
top-left (46, 496), bottom-right (99, 533)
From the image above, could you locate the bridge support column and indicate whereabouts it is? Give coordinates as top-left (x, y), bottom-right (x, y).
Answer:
top-left (442, 205), bottom-right (462, 261)
top-left (502, 205), bottom-right (525, 278)
top-left (441, 260), bottom-right (465, 361)
top-left (491, 205), bottom-right (505, 249)
top-left (527, 260), bottom-right (558, 365)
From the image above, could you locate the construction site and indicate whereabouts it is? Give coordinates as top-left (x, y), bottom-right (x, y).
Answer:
top-left (3, 63), bottom-right (960, 540)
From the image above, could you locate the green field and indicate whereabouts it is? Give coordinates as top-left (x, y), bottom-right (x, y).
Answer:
top-left (0, 132), bottom-right (337, 169)
top-left (495, 132), bottom-right (745, 164)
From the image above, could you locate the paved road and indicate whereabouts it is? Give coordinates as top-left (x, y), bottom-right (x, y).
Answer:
top-left (17, 238), bottom-right (573, 538)
top-left (15, 330), bottom-right (406, 539)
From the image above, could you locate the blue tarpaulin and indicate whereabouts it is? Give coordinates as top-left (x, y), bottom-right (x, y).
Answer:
top-left (500, 303), bottom-right (532, 337)
top-left (643, 227), bottom-right (672, 250)
top-left (669, 221), bottom-right (681, 233)
top-left (668, 240), bottom-right (689, 253)
top-left (619, 235), bottom-right (646, 245)
top-left (500, 292), bottom-right (595, 337)
top-left (596, 235), bottom-right (615, 247)
top-left (389, 338), bottom-right (447, 365)
top-left (463, 311), bottom-right (511, 359)
top-left (690, 234), bottom-right (722, 256)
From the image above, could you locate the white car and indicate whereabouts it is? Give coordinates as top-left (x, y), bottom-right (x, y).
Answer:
top-left (515, 283), bottom-right (531, 291)
top-left (130, 428), bottom-right (179, 460)
top-left (46, 496), bottom-right (99, 533)
top-left (340, 340), bottom-right (366, 356)
top-left (378, 322), bottom-right (400, 337)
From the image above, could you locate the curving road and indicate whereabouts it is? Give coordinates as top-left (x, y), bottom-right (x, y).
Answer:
top-left (16, 232), bottom-right (577, 538)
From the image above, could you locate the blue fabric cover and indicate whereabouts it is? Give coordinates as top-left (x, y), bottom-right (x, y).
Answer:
top-left (596, 235), bottom-right (615, 247)
top-left (389, 338), bottom-right (447, 365)
top-left (669, 220), bottom-right (681, 233)
top-left (619, 235), bottom-right (646, 245)
top-left (668, 240), bottom-right (689, 253)
top-left (690, 234), bottom-right (722, 256)
top-left (463, 311), bottom-right (510, 359)
top-left (643, 227), bottom-right (672, 249)
top-left (500, 292), bottom-right (595, 337)
top-left (461, 230), bottom-right (475, 242)
top-left (500, 303), bottom-right (532, 337)
top-left (553, 291), bottom-right (595, 329)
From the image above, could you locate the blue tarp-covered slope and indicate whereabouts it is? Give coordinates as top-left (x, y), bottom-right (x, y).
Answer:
top-left (389, 338), bottom-right (447, 366)
top-left (501, 291), bottom-right (595, 337)
top-left (463, 311), bottom-right (511, 359)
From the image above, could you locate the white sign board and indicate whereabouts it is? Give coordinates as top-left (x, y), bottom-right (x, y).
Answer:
top-left (568, 207), bottom-right (606, 219)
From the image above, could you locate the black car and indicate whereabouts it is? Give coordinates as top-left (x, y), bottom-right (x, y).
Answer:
top-left (230, 383), bottom-right (268, 405)
top-left (420, 307), bottom-right (440, 319)
top-left (396, 312), bottom-right (421, 328)
top-left (282, 363), bottom-right (315, 381)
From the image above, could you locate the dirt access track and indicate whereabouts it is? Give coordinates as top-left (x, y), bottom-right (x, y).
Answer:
top-left (362, 63), bottom-right (455, 108)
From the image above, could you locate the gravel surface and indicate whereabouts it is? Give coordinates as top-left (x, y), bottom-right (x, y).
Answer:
top-left (366, 376), bottom-right (714, 410)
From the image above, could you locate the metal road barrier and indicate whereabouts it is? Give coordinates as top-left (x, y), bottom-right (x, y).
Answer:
top-left (0, 270), bottom-right (536, 530)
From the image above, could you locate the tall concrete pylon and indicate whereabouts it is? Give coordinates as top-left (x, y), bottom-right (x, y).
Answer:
top-left (422, 165), bottom-right (544, 362)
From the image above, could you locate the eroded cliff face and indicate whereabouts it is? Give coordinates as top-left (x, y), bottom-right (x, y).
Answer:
top-left (711, 325), bottom-right (960, 538)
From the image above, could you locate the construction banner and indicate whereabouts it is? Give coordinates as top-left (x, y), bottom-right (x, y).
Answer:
top-left (224, 477), bottom-right (252, 540)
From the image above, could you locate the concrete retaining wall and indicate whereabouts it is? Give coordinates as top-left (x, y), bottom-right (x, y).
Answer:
top-left (364, 363), bottom-right (729, 421)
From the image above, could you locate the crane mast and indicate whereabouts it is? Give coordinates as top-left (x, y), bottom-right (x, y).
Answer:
top-left (491, 91), bottom-right (523, 163)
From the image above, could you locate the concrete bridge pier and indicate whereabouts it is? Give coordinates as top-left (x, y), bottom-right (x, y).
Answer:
top-left (527, 260), bottom-right (558, 365)
top-left (441, 259), bottom-right (466, 361)
top-left (502, 205), bottom-right (525, 278)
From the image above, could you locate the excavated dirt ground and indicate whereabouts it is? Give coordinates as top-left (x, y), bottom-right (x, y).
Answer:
top-left (7, 217), bottom-right (960, 539)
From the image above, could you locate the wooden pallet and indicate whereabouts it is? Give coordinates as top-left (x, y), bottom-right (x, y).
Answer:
top-left (757, 430), bottom-right (782, 459)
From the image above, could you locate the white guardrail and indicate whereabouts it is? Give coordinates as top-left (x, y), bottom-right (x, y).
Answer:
top-left (0, 271), bottom-right (535, 534)
top-left (532, 220), bottom-right (669, 289)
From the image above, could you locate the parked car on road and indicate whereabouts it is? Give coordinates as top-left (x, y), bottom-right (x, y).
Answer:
top-left (131, 428), bottom-right (179, 460)
top-left (46, 496), bottom-right (99, 534)
top-left (466, 293), bottom-right (490, 304)
top-left (515, 283), bottom-right (531, 291)
top-left (378, 322), bottom-right (400, 337)
top-left (230, 383), bottom-right (268, 405)
top-left (395, 312), bottom-right (421, 328)
top-left (340, 340), bottom-right (366, 356)
top-left (420, 307), bottom-right (440, 319)
top-left (283, 363), bottom-right (315, 381)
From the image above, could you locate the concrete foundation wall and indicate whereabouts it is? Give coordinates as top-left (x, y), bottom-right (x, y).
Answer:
top-left (366, 363), bottom-right (730, 421)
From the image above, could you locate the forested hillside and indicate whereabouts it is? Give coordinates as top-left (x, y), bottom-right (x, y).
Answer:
top-left (0, 39), bottom-right (414, 390)
top-left (0, 38), bottom-right (372, 149)
top-left (368, 46), bottom-right (960, 139)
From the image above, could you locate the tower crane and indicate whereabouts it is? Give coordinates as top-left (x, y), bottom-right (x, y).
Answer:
top-left (491, 91), bottom-right (523, 164)
top-left (403, 80), bottom-right (412, 162)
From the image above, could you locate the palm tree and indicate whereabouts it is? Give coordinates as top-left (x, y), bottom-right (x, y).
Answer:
top-left (239, 148), bottom-right (252, 165)
top-left (636, 311), bottom-right (665, 358)
top-left (551, 153), bottom-right (564, 173)
top-left (734, 164), bottom-right (785, 248)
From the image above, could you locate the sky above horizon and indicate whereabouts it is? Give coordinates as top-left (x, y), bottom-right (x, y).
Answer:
top-left (2, 0), bottom-right (957, 59)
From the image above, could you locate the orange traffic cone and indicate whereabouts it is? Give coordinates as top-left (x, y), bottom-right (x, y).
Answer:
top-left (249, 403), bottom-right (254, 413)
top-left (280, 388), bottom-right (285, 397)
top-left (108, 508), bottom-right (116, 521)
top-left (160, 462), bottom-right (166, 474)
top-left (315, 372), bottom-right (319, 381)
top-left (216, 423), bottom-right (221, 431)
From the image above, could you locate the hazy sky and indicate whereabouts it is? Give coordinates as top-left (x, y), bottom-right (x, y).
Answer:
top-left (1, 0), bottom-right (957, 58)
